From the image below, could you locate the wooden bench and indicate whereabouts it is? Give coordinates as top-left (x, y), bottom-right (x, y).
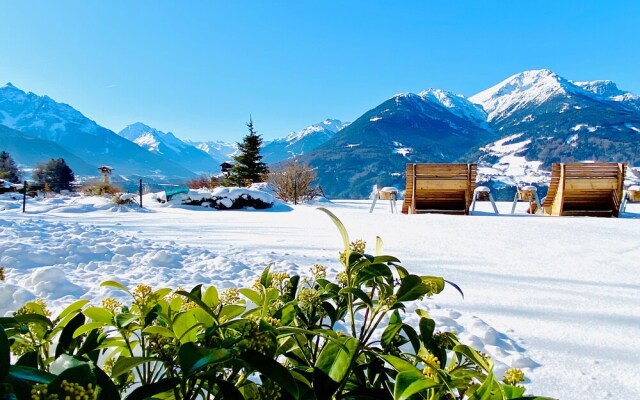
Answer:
top-left (541, 162), bottom-right (626, 217)
top-left (402, 163), bottom-right (477, 215)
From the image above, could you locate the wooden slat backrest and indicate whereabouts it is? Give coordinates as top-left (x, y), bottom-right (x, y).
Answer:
top-left (542, 162), bottom-right (626, 216)
top-left (403, 163), bottom-right (476, 214)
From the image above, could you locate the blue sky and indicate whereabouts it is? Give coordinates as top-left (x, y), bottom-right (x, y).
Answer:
top-left (1, 1), bottom-right (639, 142)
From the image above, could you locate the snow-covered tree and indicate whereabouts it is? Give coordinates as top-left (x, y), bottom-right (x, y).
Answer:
top-left (229, 118), bottom-right (268, 185)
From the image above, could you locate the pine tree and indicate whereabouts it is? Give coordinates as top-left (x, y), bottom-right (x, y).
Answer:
top-left (0, 151), bottom-right (20, 183)
top-left (33, 158), bottom-right (75, 192)
top-left (229, 118), bottom-right (269, 186)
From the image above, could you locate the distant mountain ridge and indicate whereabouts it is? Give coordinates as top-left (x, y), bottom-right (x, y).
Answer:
top-left (0, 83), bottom-right (197, 182)
top-left (117, 122), bottom-right (220, 175)
top-left (261, 119), bottom-right (349, 164)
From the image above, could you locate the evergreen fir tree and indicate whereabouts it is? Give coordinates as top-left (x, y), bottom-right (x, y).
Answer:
top-left (229, 118), bottom-right (268, 185)
top-left (33, 158), bottom-right (75, 192)
top-left (0, 151), bottom-right (21, 183)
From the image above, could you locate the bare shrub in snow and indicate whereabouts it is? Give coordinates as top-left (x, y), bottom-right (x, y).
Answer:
top-left (268, 159), bottom-right (322, 203)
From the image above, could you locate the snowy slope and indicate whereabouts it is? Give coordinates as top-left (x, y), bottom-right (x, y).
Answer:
top-left (418, 89), bottom-right (488, 126)
top-left (468, 69), bottom-right (576, 122)
top-left (118, 122), bottom-right (220, 174)
top-left (261, 119), bottom-right (349, 164)
top-left (0, 196), bottom-right (639, 399)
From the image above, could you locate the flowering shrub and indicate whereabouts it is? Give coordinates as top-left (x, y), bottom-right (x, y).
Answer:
top-left (0, 209), bottom-right (553, 399)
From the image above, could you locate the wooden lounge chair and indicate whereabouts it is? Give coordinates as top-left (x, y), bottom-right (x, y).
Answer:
top-left (541, 162), bottom-right (626, 217)
top-left (402, 163), bottom-right (477, 215)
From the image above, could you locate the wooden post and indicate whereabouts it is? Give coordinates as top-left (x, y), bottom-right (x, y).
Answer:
top-left (22, 180), bottom-right (27, 213)
top-left (139, 179), bottom-right (143, 208)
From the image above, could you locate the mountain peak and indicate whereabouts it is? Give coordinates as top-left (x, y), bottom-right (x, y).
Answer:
top-left (469, 69), bottom-right (571, 121)
top-left (418, 88), bottom-right (488, 124)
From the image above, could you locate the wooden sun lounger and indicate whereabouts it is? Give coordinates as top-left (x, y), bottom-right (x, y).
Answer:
top-left (402, 163), bottom-right (477, 215)
top-left (541, 162), bottom-right (626, 217)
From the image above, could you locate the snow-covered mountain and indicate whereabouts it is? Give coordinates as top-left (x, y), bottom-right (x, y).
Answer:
top-left (118, 123), bottom-right (219, 174)
top-left (466, 69), bottom-right (640, 194)
top-left (298, 91), bottom-right (496, 198)
top-left (261, 119), bottom-right (349, 164)
top-left (0, 83), bottom-right (196, 182)
top-left (184, 140), bottom-right (238, 165)
top-left (297, 70), bottom-right (640, 198)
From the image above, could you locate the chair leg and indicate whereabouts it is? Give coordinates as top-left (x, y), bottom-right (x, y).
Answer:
top-left (369, 193), bottom-right (378, 213)
top-left (533, 192), bottom-right (542, 215)
top-left (620, 192), bottom-right (628, 213)
top-left (511, 192), bottom-right (519, 214)
top-left (489, 193), bottom-right (499, 214)
top-left (470, 193), bottom-right (477, 214)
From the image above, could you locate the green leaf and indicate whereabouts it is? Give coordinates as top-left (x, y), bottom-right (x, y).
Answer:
top-left (100, 280), bottom-right (131, 293)
top-left (13, 313), bottom-right (53, 328)
top-left (153, 287), bottom-right (173, 299)
top-left (203, 286), bottom-right (219, 308)
top-left (503, 384), bottom-right (526, 398)
top-left (317, 207), bottom-right (350, 263)
top-left (313, 336), bottom-right (359, 399)
top-left (260, 264), bottom-right (273, 287)
top-left (445, 279), bottom-right (465, 298)
top-left (379, 354), bottom-right (419, 373)
top-left (339, 287), bottom-right (373, 308)
top-left (453, 345), bottom-right (493, 372)
top-left (375, 236), bottom-right (383, 256)
top-left (241, 349), bottom-right (299, 399)
top-left (55, 299), bottom-right (90, 322)
top-left (356, 263), bottom-right (393, 285)
top-left (72, 321), bottom-right (107, 338)
top-left (239, 288), bottom-right (262, 306)
top-left (215, 379), bottom-right (245, 400)
top-left (55, 312), bottom-right (85, 358)
top-left (47, 363), bottom-right (96, 398)
top-left (124, 377), bottom-right (181, 400)
top-left (381, 323), bottom-right (404, 348)
top-left (419, 317), bottom-right (436, 345)
top-left (111, 356), bottom-right (156, 378)
top-left (0, 325), bottom-right (9, 382)
top-left (220, 304), bottom-right (245, 320)
top-left (395, 275), bottom-right (432, 302)
top-left (394, 369), bottom-right (439, 400)
top-left (178, 343), bottom-right (232, 376)
top-left (468, 370), bottom-right (499, 400)
top-left (115, 313), bottom-right (138, 329)
top-left (82, 307), bottom-right (114, 324)
top-left (372, 255), bottom-right (401, 264)
top-left (142, 326), bottom-right (176, 338)
top-left (175, 290), bottom-right (218, 320)
top-left (9, 365), bottom-right (57, 384)
top-left (421, 276), bottom-right (445, 294)
top-left (173, 311), bottom-right (200, 343)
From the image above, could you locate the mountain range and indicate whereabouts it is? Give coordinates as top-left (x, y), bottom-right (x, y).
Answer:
top-left (1, 69), bottom-right (639, 198)
top-left (298, 69), bottom-right (640, 198)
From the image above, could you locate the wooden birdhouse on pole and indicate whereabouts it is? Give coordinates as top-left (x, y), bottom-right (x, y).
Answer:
top-left (220, 162), bottom-right (234, 177)
top-left (98, 166), bottom-right (114, 184)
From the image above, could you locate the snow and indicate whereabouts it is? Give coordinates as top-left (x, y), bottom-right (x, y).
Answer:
top-left (469, 69), bottom-right (573, 121)
top-left (571, 124), bottom-right (599, 133)
top-left (370, 116), bottom-right (382, 122)
top-left (419, 88), bottom-right (488, 124)
top-left (284, 119), bottom-right (348, 142)
top-left (625, 123), bottom-right (640, 133)
top-left (1, 194), bottom-right (639, 399)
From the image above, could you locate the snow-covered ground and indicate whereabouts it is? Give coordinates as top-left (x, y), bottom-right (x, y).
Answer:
top-left (1, 193), bottom-right (639, 399)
